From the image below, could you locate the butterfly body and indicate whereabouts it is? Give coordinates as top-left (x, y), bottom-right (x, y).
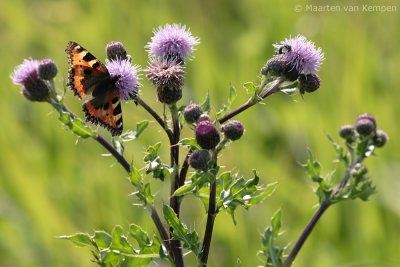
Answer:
top-left (66, 41), bottom-right (123, 136)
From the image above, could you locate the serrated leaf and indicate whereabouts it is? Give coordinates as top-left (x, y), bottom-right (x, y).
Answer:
top-left (58, 233), bottom-right (92, 247)
top-left (270, 209), bottom-right (282, 238)
top-left (163, 205), bottom-right (201, 256)
top-left (260, 209), bottom-right (285, 267)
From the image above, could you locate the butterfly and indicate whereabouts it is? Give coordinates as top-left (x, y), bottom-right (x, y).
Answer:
top-left (66, 41), bottom-right (123, 136)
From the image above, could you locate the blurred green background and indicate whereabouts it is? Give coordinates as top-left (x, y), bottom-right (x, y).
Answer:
top-left (1, 0), bottom-right (399, 266)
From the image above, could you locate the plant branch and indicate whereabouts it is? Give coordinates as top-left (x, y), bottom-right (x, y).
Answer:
top-left (200, 168), bottom-right (217, 266)
top-left (136, 96), bottom-right (174, 142)
top-left (168, 104), bottom-right (184, 267)
top-left (282, 201), bottom-right (330, 267)
top-left (218, 78), bottom-right (284, 124)
top-left (283, 161), bottom-right (360, 267)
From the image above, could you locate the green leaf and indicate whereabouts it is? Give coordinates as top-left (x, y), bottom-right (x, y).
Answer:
top-left (144, 143), bottom-right (170, 181)
top-left (130, 165), bottom-right (142, 187)
top-left (110, 225), bottom-right (135, 254)
top-left (200, 92), bottom-right (211, 113)
top-left (243, 82), bottom-right (258, 95)
top-left (121, 120), bottom-right (149, 142)
top-left (178, 138), bottom-right (201, 150)
top-left (93, 231), bottom-right (112, 249)
top-left (217, 171), bottom-right (275, 224)
top-left (58, 233), bottom-right (92, 247)
top-left (228, 83), bottom-right (237, 105)
top-left (216, 84), bottom-right (237, 119)
top-left (58, 111), bottom-right (95, 138)
top-left (260, 209), bottom-right (285, 267)
top-left (129, 224), bottom-right (150, 248)
top-left (163, 205), bottom-right (201, 256)
top-left (173, 172), bottom-right (212, 197)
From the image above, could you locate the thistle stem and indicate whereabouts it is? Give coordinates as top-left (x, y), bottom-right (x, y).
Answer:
top-left (282, 201), bottom-right (330, 267)
top-left (218, 78), bottom-right (284, 124)
top-left (136, 96), bottom-right (174, 142)
top-left (199, 173), bottom-right (217, 267)
top-left (283, 162), bottom-right (359, 267)
top-left (168, 104), bottom-right (184, 267)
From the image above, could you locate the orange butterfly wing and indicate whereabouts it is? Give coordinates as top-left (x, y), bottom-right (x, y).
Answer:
top-left (66, 41), bottom-right (123, 136)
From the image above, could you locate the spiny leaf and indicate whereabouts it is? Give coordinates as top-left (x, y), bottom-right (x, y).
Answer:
top-left (162, 205), bottom-right (201, 256)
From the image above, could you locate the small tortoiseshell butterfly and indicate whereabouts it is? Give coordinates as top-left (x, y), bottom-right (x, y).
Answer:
top-left (66, 41), bottom-right (123, 136)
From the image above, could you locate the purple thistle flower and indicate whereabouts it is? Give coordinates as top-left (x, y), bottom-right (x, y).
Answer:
top-left (106, 59), bottom-right (140, 100)
top-left (273, 35), bottom-right (324, 74)
top-left (11, 59), bottom-right (40, 85)
top-left (11, 59), bottom-right (50, 102)
top-left (146, 23), bottom-right (200, 61)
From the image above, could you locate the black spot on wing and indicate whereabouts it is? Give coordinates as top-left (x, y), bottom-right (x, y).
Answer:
top-left (113, 103), bottom-right (122, 115)
top-left (83, 52), bottom-right (96, 62)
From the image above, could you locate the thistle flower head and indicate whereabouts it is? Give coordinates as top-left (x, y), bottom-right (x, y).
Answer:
top-left (273, 35), bottom-right (324, 74)
top-left (146, 23), bottom-right (200, 61)
top-left (106, 59), bottom-right (140, 100)
top-left (11, 59), bottom-right (50, 102)
top-left (145, 59), bottom-right (185, 89)
top-left (12, 59), bottom-right (40, 85)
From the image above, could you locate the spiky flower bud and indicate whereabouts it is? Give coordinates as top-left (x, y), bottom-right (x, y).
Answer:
top-left (355, 113), bottom-right (377, 136)
top-left (183, 103), bottom-right (203, 123)
top-left (195, 120), bottom-right (220, 150)
top-left (262, 55), bottom-right (300, 81)
top-left (373, 130), bottom-right (388, 147)
top-left (38, 59), bottom-right (58, 80)
top-left (339, 125), bottom-right (356, 143)
top-left (298, 73), bottom-right (320, 94)
top-left (189, 150), bottom-right (210, 171)
top-left (221, 120), bottom-right (244, 141)
top-left (106, 41), bottom-right (129, 61)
